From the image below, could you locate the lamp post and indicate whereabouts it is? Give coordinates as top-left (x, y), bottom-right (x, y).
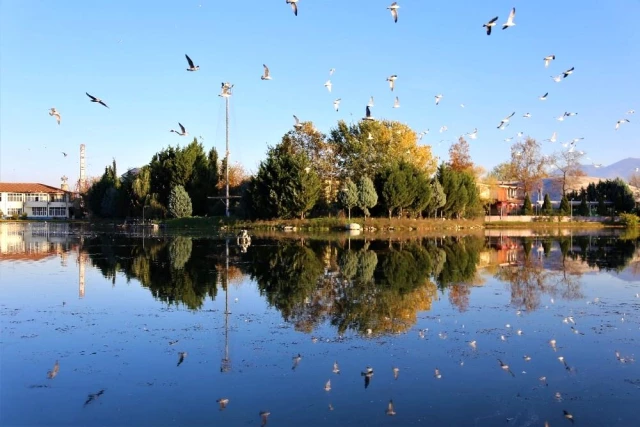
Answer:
top-left (570, 197), bottom-right (573, 221)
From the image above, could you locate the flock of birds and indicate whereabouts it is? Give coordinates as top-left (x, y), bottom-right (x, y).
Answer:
top-left (43, 3), bottom-right (635, 171)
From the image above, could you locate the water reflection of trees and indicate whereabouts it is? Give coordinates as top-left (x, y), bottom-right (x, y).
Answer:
top-left (82, 232), bottom-right (639, 333)
top-left (83, 236), bottom-right (220, 310)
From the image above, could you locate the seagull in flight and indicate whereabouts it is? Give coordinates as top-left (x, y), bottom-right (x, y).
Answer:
top-left (49, 108), bottom-right (61, 125)
top-left (286, 0), bottom-right (298, 16)
top-left (545, 132), bottom-right (557, 143)
top-left (467, 128), bottom-right (478, 139)
top-left (393, 96), bottom-right (400, 108)
top-left (564, 111), bottom-right (578, 117)
top-left (551, 74), bottom-right (564, 83)
top-left (363, 106), bottom-right (375, 121)
top-left (627, 110), bottom-right (635, 115)
top-left (539, 92), bottom-right (549, 101)
top-left (333, 99), bottom-right (341, 111)
top-left (324, 80), bottom-right (332, 92)
top-left (329, 68), bottom-right (335, 76)
top-left (439, 125), bottom-right (448, 133)
top-left (367, 96), bottom-right (374, 107)
top-left (616, 119), bottom-right (630, 130)
top-left (502, 8), bottom-right (516, 30)
top-left (483, 16), bottom-right (499, 35)
top-left (386, 75), bottom-right (397, 91)
top-left (86, 92), bottom-right (109, 108)
top-left (497, 112), bottom-right (515, 129)
top-left (523, 112), bottom-right (531, 118)
top-left (185, 54), bottom-right (199, 71)
top-left (435, 94), bottom-right (443, 105)
top-left (61, 152), bottom-right (68, 157)
top-left (170, 122), bottom-right (188, 136)
top-left (293, 115), bottom-right (303, 129)
top-left (261, 64), bottom-right (272, 80)
top-left (387, 2), bottom-right (400, 23)
top-left (562, 67), bottom-right (575, 78)
top-left (544, 55), bottom-right (556, 68)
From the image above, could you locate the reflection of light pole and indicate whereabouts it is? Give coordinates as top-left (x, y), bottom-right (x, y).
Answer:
top-left (221, 237), bottom-right (231, 373)
top-left (570, 198), bottom-right (573, 221)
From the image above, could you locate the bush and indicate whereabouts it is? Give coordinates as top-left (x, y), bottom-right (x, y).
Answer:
top-left (10, 213), bottom-right (19, 220)
top-left (168, 185), bottom-right (193, 218)
top-left (619, 213), bottom-right (639, 228)
top-left (20, 213), bottom-right (28, 220)
top-left (559, 196), bottom-right (570, 215)
top-left (523, 194), bottom-right (533, 215)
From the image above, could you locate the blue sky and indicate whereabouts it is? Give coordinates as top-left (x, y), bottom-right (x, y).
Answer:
top-left (1, 0), bottom-right (638, 188)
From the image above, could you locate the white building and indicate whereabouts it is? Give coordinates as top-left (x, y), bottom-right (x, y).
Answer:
top-left (0, 183), bottom-right (74, 219)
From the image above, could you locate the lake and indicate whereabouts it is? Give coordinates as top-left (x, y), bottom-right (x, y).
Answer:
top-left (1, 222), bottom-right (639, 426)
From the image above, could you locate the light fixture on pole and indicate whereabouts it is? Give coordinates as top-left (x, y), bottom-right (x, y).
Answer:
top-left (219, 82), bottom-right (234, 217)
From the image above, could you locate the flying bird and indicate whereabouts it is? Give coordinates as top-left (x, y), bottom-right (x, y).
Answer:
top-left (387, 2), bottom-right (400, 23)
top-left (562, 67), bottom-right (575, 78)
top-left (84, 389), bottom-right (105, 407)
top-left (467, 128), bottom-right (478, 139)
top-left (545, 132), bottom-right (558, 142)
top-left (363, 105), bottom-right (375, 121)
top-left (564, 112), bottom-right (578, 117)
top-left (497, 112), bottom-right (515, 129)
top-left (367, 96), bottom-right (375, 107)
top-left (329, 68), bottom-right (335, 76)
top-left (367, 132), bottom-right (374, 140)
top-left (435, 94), bottom-right (443, 105)
top-left (261, 64), bottom-right (272, 80)
top-left (219, 82), bottom-right (233, 97)
top-left (293, 115), bottom-right (303, 129)
top-left (539, 92), bottom-right (549, 100)
top-left (324, 80), bottom-right (332, 93)
top-left (185, 54), bottom-right (199, 71)
top-left (333, 99), bottom-right (341, 111)
top-left (483, 16), bottom-right (499, 35)
top-left (386, 75), bottom-right (397, 91)
top-left (49, 108), bottom-right (61, 125)
top-left (170, 122), bottom-right (188, 136)
top-left (393, 97), bottom-right (400, 108)
top-left (286, 0), bottom-right (298, 16)
top-left (361, 367), bottom-right (374, 388)
top-left (564, 410), bottom-right (575, 424)
top-left (86, 92), bottom-right (109, 108)
top-left (544, 55), bottom-right (556, 68)
top-left (439, 125), bottom-right (448, 133)
top-left (61, 152), bottom-right (68, 157)
top-left (551, 74), bottom-right (564, 83)
top-left (523, 112), bottom-right (531, 118)
top-left (616, 119), bottom-right (630, 130)
top-left (628, 110), bottom-right (635, 114)
top-left (502, 8), bottom-right (516, 30)
top-left (216, 398), bottom-right (229, 411)
top-left (498, 359), bottom-right (515, 377)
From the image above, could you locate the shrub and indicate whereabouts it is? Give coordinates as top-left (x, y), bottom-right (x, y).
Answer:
top-left (168, 185), bottom-right (193, 218)
top-left (20, 213), bottom-right (28, 220)
top-left (523, 194), bottom-right (533, 215)
top-left (619, 212), bottom-right (639, 229)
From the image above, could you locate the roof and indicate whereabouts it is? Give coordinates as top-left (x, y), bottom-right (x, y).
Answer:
top-left (0, 183), bottom-right (69, 194)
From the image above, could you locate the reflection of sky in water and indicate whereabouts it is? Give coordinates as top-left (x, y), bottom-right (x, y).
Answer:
top-left (1, 231), bottom-right (639, 426)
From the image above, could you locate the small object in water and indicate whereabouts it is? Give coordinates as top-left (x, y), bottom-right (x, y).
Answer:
top-left (47, 360), bottom-right (60, 379)
top-left (563, 410), bottom-right (574, 423)
top-left (516, 329), bottom-right (523, 335)
top-left (469, 340), bottom-right (477, 349)
top-left (523, 355), bottom-right (532, 362)
top-left (434, 368), bottom-right (441, 379)
top-left (259, 411), bottom-right (271, 426)
top-left (177, 352), bottom-right (187, 367)
top-left (333, 361), bottom-right (340, 374)
top-left (292, 354), bottom-right (302, 370)
top-left (328, 403), bottom-right (334, 411)
top-left (169, 340), bottom-right (179, 346)
top-left (386, 399), bottom-right (396, 416)
top-left (216, 398), bottom-right (229, 410)
top-left (324, 380), bottom-right (331, 391)
top-left (361, 367), bottom-right (374, 388)
top-left (84, 389), bottom-right (105, 406)
top-left (393, 367), bottom-right (399, 380)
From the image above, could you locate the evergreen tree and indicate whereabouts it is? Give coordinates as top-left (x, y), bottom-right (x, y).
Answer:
top-left (357, 176), bottom-right (378, 219)
top-left (597, 195), bottom-right (607, 216)
top-left (428, 179), bottom-right (446, 218)
top-left (338, 178), bottom-right (359, 220)
top-left (542, 193), bottom-right (552, 215)
top-left (559, 195), bottom-right (570, 215)
top-left (578, 195), bottom-right (590, 216)
top-left (168, 185), bottom-right (193, 218)
top-left (523, 194), bottom-right (533, 215)
top-left (380, 164), bottom-right (410, 218)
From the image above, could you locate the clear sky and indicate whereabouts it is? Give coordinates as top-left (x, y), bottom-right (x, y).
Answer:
top-left (1, 0), bottom-right (638, 189)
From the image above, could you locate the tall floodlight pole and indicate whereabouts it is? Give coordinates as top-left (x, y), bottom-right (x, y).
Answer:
top-left (218, 82), bottom-right (233, 218)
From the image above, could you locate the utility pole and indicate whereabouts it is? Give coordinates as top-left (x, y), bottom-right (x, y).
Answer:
top-left (218, 82), bottom-right (233, 218)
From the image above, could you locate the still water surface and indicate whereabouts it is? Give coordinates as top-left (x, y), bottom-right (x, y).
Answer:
top-left (1, 223), bottom-right (639, 426)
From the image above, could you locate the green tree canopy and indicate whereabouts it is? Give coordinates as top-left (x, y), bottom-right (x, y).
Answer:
top-left (168, 185), bottom-right (193, 218)
top-left (338, 178), bottom-right (359, 219)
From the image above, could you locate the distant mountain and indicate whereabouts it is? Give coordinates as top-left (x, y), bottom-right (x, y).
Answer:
top-left (578, 157), bottom-right (640, 180)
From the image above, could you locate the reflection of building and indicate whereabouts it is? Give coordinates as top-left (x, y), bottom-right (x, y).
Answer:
top-left (0, 222), bottom-right (88, 297)
top-left (0, 181), bottom-right (74, 219)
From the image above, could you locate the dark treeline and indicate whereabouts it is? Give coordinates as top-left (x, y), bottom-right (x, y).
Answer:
top-left (82, 234), bottom-right (639, 335)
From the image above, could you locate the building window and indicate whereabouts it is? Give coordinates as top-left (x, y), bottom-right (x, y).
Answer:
top-left (7, 208), bottom-right (23, 216)
top-left (8, 193), bottom-right (23, 202)
top-left (51, 194), bottom-right (66, 202)
top-left (26, 193), bottom-right (48, 202)
top-left (507, 188), bottom-right (517, 199)
top-left (49, 207), bottom-right (66, 217)
top-left (32, 207), bottom-right (47, 216)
